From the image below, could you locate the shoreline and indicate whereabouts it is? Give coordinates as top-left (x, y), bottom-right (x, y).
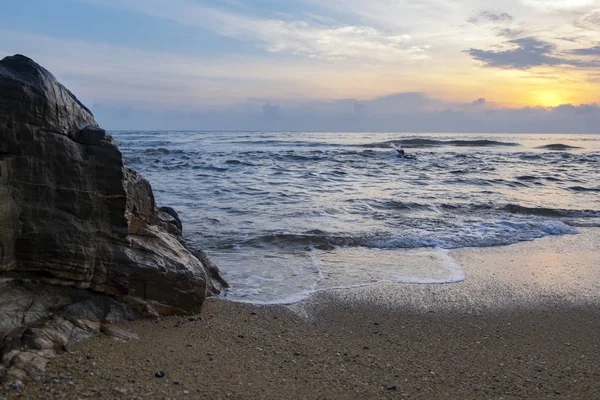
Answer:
top-left (291, 227), bottom-right (600, 315)
top-left (7, 228), bottom-right (600, 399)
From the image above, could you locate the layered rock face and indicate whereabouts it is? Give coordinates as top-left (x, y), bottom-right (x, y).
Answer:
top-left (0, 55), bottom-right (227, 382)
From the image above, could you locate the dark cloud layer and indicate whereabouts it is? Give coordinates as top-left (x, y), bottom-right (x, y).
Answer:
top-left (92, 93), bottom-right (600, 134)
top-left (570, 45), bottom-right (600, 56)
top-left (467, 37), bottom-right (598, 69)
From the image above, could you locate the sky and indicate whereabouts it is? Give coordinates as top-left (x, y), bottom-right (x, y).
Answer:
top-left (1, 0), bottom-right (600, 132)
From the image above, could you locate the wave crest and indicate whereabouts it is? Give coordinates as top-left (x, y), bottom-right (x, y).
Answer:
top-left (537, 143), bottom-right (582, 150)
top-left (366, 139), bottom-right (521, 149)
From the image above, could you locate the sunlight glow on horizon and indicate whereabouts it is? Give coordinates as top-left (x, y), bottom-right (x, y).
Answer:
top-left (533, 92), bottom-right (565, 108)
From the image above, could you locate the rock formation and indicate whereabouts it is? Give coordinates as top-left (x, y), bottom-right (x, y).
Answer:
top-left (0, 54), bottom-right (227, 384)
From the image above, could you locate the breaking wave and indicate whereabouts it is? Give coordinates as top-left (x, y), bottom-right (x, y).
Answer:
top-left (367, 139), bottom-right (521, 149)
top-left (537, 143), bottom-right (582, 150)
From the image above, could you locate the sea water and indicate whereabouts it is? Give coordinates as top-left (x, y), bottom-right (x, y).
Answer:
top-left (112, 132), bottom-right (600, 304)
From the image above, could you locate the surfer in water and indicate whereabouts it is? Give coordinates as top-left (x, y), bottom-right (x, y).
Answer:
top-left (392, 144), bottom-right (415, 159)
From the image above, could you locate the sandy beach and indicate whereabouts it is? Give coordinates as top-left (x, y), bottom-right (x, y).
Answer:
top-left (7, 228), bottom-right (600, 399)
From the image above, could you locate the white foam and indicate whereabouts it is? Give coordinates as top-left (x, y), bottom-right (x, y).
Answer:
top-left (216, 247), bottom-right (466, 305)
top-left (366, 218), bottom-right (579, 250)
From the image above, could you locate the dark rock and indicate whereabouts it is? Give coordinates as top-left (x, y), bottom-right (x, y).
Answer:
top-left (158, 206), bottom-right (183, 232)
top-left (0, 54), bottom-right (227, 383)
top-left (154, 371), bottom-right (165, 378)
top-left (386, 385), bottom-right (397, 391)
top-left (158, 211), bottom-right (183, 237)
top-left (75, 126), bottom-right (107, 146)
top-left (191, 249), bottom-right (230, 293)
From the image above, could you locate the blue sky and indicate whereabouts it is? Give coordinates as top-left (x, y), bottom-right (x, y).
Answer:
top-left (1, 0), bottom-right (600, 132)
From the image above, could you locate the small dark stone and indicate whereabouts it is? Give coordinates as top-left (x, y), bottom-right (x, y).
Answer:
top-left (155, 371), bottom-right (165, 378)
top-left (10, 380), bottom-right (23, 390)
top-left (373, 322), bottom-right (380, 326)
top-left (386, 385), bottom-right (397, 391)
top-left (173, 380), bottom-right (180, 385)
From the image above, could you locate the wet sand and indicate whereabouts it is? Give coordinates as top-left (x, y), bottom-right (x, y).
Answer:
top-left (8, 229), bottom-right (600, 399)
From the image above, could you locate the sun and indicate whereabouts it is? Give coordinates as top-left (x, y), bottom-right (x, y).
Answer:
top-left (534, 92), bottom-right (564, 107)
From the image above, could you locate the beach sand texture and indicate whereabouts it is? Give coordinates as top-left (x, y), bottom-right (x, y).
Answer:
top-left (8, 229), bottom-right (600, 399)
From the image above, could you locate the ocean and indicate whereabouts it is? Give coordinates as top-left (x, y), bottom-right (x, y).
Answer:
top-left (112, 131), bottom-right (600, 304)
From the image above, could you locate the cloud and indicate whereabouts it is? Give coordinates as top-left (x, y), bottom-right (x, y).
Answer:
top-left (497, 28), bottom-right (525, 38)
top-left (574, 9), bottom-right (600, 30)
top-left (569, 45), bottom-right (600, 56)
top-left (91, 92), bottom-right (600, 134)
top-left (467, 37), bottom-right (598, 69)
top-left (79, 0), bottom-right (425, 63)
top-left (522, 0), bottom-right (597, 10)
top-left (359, 92), bottom-right (445, 113)
top-left (252, 25), bottom-right (421, 62)
top-left (469, 11), bottom-right (514, 24)
top-left (467, 11), bottom-right (525, 41)
top-left (4, 2), bottom-right (599, 133)
top-left (555, 36), bottom-right (584, 43)
top-left (0, 30), bottom-right (318, 106)
top-left (1, 30), bottom-right (432, 108)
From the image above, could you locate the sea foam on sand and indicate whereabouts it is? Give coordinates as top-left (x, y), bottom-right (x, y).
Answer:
top-left (217, 246), bottom-right (465, 305)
